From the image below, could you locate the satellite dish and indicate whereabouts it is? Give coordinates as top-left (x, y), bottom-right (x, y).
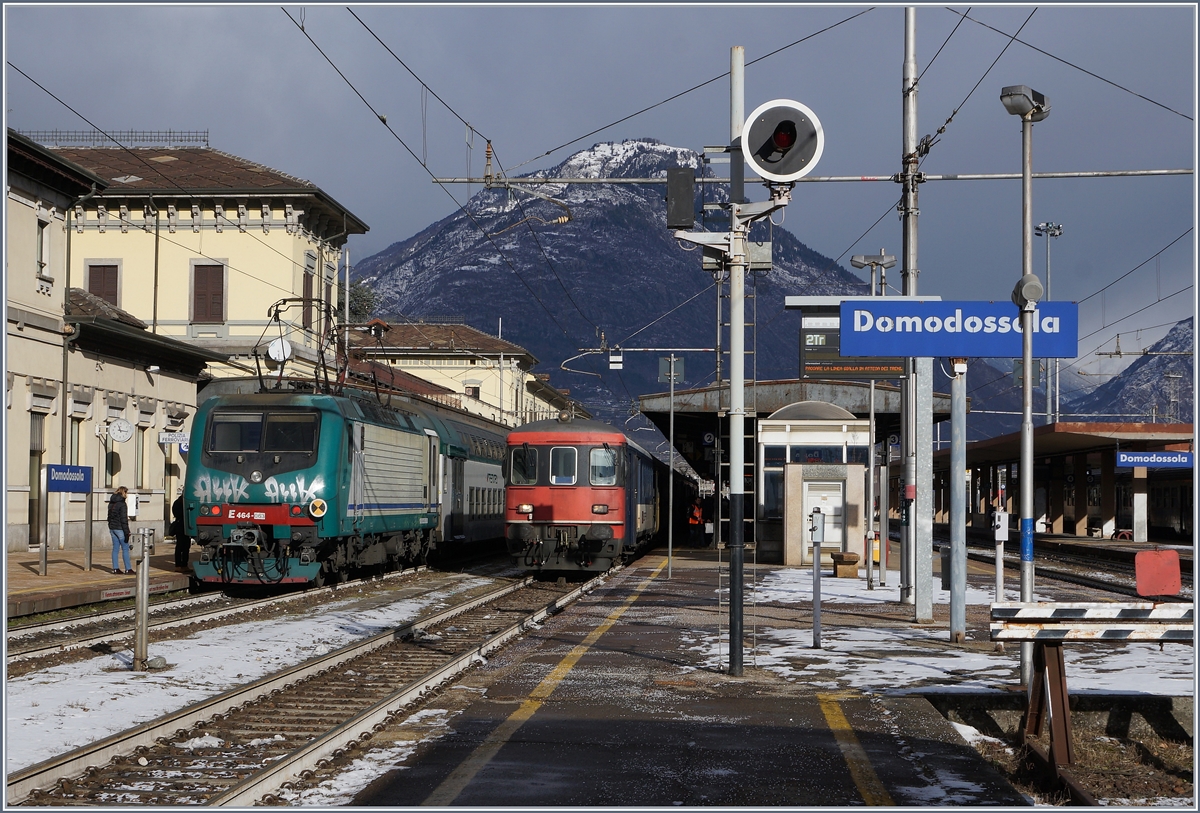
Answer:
top-left (267, 338), bottom-right (293, 363)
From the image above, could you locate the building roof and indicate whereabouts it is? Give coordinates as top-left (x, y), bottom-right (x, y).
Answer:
top-left (7, 129), bottom-right (109, 197)
top-left (66, 287), bottom-right (147, 329)
top-left (935, 421), bottom-right (1195, 469)
top-left (65, 289), bottom-right (229, 376)
top-left (766, 401), bottom-right (858, 421)
top-left (353, 320), bottom-right (538, 365)
top-left (43, 145), bottom-right (367, 241)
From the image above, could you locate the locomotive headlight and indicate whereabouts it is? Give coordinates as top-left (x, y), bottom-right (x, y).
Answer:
top-left (250, 470), bottom-right (264, 484)
top-left (308, 498), bottom-right (328, 519)
top-left (516, 503), bottom-right (534, 515)
top-left (591, 504), bottom-right (610, 515)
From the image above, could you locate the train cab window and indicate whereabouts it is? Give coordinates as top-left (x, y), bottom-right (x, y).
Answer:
top-left (263, 413), bottom-right (318, 453)
top-left (511, 447), bottom-right (538, 485)
top-left (550, 447), bottom-right (577, 485)
top-left (209, 413), bottom-right (263, 452)
top-left (590, 448), bottom-right (617, 486)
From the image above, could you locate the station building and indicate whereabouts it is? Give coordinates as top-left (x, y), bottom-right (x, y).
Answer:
top-left (6, 131), bottom-right (224, 552)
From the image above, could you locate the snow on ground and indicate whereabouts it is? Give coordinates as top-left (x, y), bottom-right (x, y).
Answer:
top-left (687, 567), bottom-right (1195, 696)
top-left (273, 708), bottom-right (453, 806)
top-left (4, 578), bottom-right (492, 773)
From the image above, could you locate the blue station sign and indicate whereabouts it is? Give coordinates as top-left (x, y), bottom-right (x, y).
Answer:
top-left (1116, 451), bottom-right (1193, 469)
top-left (46, 464), bottom-right (93, 493)
top-left (839, 301), bottom-right (1078, 358)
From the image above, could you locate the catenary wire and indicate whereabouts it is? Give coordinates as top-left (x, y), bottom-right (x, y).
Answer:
top-left (280, 7), bottom-right (578, 342)
top-left (946, 7), bottom-right (1194, 122)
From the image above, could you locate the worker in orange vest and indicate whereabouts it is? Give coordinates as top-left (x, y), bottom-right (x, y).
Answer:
top-left (688, 499), bottom-right (704, 547)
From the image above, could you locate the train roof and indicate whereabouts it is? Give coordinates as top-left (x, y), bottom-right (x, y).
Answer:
top-left (508, 417), bottom-right (656, 458)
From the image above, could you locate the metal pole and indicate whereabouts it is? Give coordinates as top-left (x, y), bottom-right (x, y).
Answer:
top-left (901, 7), bottom-right (919, 609)
top-left (1020, 114), bottom-right (1036, 686)
top-left (727, 45), bottom-right (745, 677)
top-left (950, 361), bottom-right (967, 643)
top-left (39, 465), bottom-right (48, 576)
top-left (668, 355), bottom-right (675, 579)
top-left (1044, 231), bottom-right (1051, 422)
top-left (867, 378), bottom-right (876, 590)
top-left (811, 508), bottom-right (824, 649)
top-left (134, 530), bottom-right (150, 671)
top-left (879, 264), bottom-right (888, 587)
top-left (84, 482), bottom-right (93, 572)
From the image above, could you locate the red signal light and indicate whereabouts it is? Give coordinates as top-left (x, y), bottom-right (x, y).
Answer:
top-left (772, 121), bottom-right (797, 151)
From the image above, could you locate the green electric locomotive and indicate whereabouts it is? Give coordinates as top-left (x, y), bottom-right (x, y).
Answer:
top-left (185, 390), bottom-right (506, 586)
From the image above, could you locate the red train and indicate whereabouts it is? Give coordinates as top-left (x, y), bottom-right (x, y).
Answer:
top-left (505, 415), bottom-right (682, 574)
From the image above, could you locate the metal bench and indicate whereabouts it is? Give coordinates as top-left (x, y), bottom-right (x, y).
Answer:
top-left (990, 601), bottom-right (1194, 767)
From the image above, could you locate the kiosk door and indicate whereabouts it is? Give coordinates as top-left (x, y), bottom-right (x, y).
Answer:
top-left (804, 481), bottom-right (844, 564)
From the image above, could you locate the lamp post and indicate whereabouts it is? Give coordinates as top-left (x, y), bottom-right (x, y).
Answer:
top-left (1002, 84), bottom-right (1049, 687)
top-left (851, 250), bottom-right (896, 590)
top-left (1035, 222), bottom-right (1064, 422)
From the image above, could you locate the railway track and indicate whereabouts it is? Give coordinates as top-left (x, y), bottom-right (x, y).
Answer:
top-left (8, 571), bottom-right (603, 806)
top-left (5, 566), bottom-right (431, 665)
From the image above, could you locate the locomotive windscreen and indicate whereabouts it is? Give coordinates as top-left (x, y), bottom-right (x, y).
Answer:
top-left (208, 410), bottom-right (318, 453)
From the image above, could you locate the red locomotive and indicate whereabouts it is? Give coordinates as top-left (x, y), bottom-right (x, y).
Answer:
top-left (505, 415), bottom-right (667, 573)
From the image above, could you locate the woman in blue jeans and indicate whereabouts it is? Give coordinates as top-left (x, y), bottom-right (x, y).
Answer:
top-left (108, 486), bottom-right (132, 575)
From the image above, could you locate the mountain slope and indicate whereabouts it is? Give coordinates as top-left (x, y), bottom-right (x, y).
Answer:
top-left (1066, 317), bottom-right (1194, 422)
top-left (356, 139), bottom-right (867, 422)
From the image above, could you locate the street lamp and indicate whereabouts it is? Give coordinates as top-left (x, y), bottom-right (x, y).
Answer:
top-left (1035, 222), bottom-right (1064, 421)
top-left (1002, 84), bottom-right (1049, 688)
top-left (851, 250), bottom-right (895, 590)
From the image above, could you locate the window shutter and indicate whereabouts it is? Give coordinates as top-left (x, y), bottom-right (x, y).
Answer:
top-left (194, 264), bottom-right (224, 323)
top-left (89, 265), bottom-right (118, 305)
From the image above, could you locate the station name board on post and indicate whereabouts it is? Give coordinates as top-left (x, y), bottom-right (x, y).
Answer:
top-left (46, 464), bottom-right (92, 493)
top-left (1116, 451), bottom-right (1193, 469)
top-left (839, 301), bottom-right (1078, 358)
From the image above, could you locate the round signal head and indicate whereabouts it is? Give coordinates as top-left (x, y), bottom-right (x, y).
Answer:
top-left (741, 99), bottom-right (824, 183)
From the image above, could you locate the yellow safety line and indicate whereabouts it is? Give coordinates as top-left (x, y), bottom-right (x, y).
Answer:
top-left (817, 692), bottom-right (894, 806)
top-left (421, 557), bottom-right (669, 806)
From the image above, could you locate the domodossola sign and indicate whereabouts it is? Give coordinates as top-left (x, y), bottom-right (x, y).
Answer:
top-left (840, 301), bottom-right (1078, 358)
top-left (1116, 451), bottom-right (1193, 469)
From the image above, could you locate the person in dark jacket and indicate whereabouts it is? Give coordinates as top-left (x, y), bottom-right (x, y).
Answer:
top-left (171, 493), bottom-right (191, 572)
top-left (108, 486), bottom-right (132, 575)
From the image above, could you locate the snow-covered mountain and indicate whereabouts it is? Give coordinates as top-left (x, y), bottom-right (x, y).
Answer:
top-left (356, 139), bottom-right (867, 424)
top-left (356, 138), bottom-right (1188, 436)
top-left (1066, 317), bottom-right (1194, 423)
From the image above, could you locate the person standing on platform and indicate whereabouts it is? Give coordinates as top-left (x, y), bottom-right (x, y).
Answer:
top-left (171, 491), bottom-right (191, 572)
top-left (108, 486), bottom-right (132, 575)
top-left (688, 498), bottom-right (704, 548)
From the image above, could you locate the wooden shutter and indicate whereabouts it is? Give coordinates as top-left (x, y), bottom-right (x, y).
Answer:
top-left (302, 272), bottom-right (313, 329)
top-left (88, 265), bottom-right (118, 305)
top-left (193, 264), bottom-right (224, 323)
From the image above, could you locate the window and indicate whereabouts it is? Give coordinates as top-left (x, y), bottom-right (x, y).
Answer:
top-left (88, 265), bottom-right (118, 305)
top-left (193, 264), bottom-right (225, 323)
top-left (847, 445), bottom-right (870, 465)
top-left (510, 447), bottom-right (537, 485)
top-left (303, 270), bottom-right (314, 330)
top-left (790, 446), bottom-right (843, 465)
top-left (550, 447), bottom-right (577, 485)
top-left (135, 426), bottom-right (147, 489)
top-left (69, 418), bottom-right (82, 465)
top-left (465, 385), bottom-right (481, 399)
top-left (264, 413), bottom-right (318, 452)
top-left (590, 448), bottom-right (617, 486)
top-left (36, 219), bottom-right (50, 278)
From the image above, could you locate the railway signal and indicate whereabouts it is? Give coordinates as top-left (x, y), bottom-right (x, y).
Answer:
top-left (741, 99), bottom-right (824, 183)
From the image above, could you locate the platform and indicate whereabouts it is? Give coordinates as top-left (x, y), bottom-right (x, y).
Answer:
top-left (5, 547), bottom-right (192, 618)
top-left (351, 548), bottom-right (1034, 807)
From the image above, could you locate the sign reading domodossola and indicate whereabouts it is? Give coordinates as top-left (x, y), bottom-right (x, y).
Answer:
top-left (839, 300), bottom-right (1078, 358)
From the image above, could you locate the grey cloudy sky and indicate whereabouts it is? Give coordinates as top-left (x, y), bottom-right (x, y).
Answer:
top-left (5, 3), bottom-right (1195, 376)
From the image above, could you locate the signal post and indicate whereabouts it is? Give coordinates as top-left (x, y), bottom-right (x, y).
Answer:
top-left (670, 49), bottom-right (824, 674)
